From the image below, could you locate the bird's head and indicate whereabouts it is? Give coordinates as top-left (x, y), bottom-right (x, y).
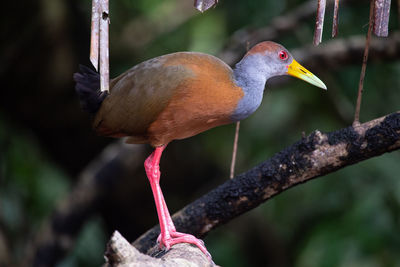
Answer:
top-left (242, 41), bottom-right (327, 90)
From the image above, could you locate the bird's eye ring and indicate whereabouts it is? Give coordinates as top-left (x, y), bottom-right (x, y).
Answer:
top-left (278, 50), bottom-right (288, 60)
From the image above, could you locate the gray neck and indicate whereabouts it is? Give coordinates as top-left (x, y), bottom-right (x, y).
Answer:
top-left (231, 55), bottom-right (273, 122)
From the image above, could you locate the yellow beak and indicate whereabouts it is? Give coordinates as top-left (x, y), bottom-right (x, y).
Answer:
top-left (287, 59), bottom-right (327, 90)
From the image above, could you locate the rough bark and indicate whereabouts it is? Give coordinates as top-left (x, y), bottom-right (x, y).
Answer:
top-left (132, 111), bottom-right (400, 253)
top-left (28, 33), bottom-right (400, 266)
top-left (30, 111), bottom-right (400, 266)
top-left (105, 231), bottom-right (215, 267)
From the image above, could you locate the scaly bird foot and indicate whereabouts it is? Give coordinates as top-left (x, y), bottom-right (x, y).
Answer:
top-left (158, 231), bottom-right (211, 261)
top-left (156, 230), bottom-right (187, 244)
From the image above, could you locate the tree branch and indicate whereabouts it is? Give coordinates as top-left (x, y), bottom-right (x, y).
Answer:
top-left (132, 111), bottom-right (400, 253)
top-left (28, 33), bottom-right (400, 266)
top-left (104, 231), bottom-right (215, 267)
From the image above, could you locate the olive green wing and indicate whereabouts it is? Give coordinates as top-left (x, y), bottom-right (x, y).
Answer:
top-left (93, 54), bottom-right (195, 141)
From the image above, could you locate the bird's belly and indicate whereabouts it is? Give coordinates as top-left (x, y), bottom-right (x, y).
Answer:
top-left (101, 55), bottom-right (245, 146)
top-left (95, 84), bottom-right (240, 146)
top-left (141, 75), bottom-right (243, 146)
top-left (146, 107), bottom-right (232, 146)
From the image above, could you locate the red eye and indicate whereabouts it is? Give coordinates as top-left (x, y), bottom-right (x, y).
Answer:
top-left (278, 50), bottom-right (288, 60)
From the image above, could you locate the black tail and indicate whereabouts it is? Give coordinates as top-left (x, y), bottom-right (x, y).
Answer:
top-left (73, 65), bottom-right (107, 114)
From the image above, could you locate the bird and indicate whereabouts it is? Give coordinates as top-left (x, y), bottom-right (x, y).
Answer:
top-left (74, 41), bottom-right (326, 260)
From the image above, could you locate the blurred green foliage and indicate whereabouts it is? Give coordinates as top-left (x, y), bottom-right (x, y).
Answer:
top-left (1, 0), bottom-right (400, 266)
top-left (0, 117), bottom-right (70, 261)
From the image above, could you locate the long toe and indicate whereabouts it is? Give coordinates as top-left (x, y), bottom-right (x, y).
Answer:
top-left (161, 234), bottom-right (212, 261)
top-left (169, 231), bottom-right (190, 239)
top-left (157, 230), bottom-right (192, 245)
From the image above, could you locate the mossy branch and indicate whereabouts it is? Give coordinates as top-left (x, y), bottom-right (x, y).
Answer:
top-left (132, 111), bottom-right (400, 253)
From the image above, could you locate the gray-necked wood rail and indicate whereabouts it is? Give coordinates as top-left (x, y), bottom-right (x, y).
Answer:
top-left (74, 41), bottom-right (326, 260)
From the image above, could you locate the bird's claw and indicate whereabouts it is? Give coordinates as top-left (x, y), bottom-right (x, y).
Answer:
top-left (157, 232), bottom-right (212, 261)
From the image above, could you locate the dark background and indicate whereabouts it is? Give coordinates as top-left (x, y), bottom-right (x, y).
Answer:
top-left (1, 0), bottom-right (400, 266)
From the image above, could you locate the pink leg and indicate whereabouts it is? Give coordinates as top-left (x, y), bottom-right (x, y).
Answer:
top-left (144, 145), bottom-right (211, 260)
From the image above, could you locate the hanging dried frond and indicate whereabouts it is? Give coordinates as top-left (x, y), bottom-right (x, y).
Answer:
top-left (90, 0), bottom-right (109, 93)
top-left (194, 0), bottom-right (218, 12)
top-left (99, 0), bottom-right (110, 93)
top-left (373, 0), bottom-right (391, 37)
top-left (354, 0), bottom-right (375, 126)
top-left (90, 0), bottom-right (100, 71)
top-left (313, 0), bottom-right (327, 45)
top-left (332, 0), bottom-right (340, 37)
